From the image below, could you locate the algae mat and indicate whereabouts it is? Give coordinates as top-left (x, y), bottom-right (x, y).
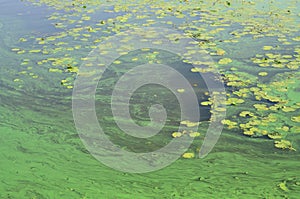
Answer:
top-left (1, 0), bottom-right (300, 198)
top-left (1, 111), bottom-right (299, 198)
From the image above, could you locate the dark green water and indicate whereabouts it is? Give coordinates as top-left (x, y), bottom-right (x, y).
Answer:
top-left (1, 0), bottom-right (300, 198)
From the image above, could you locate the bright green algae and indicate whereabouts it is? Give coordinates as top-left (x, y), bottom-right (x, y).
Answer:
top-left (1, 0), bottom-right (300, 198)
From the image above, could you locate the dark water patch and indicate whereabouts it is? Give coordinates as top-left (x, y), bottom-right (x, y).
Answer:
top-left (0, 0), bottom-right (59, 36)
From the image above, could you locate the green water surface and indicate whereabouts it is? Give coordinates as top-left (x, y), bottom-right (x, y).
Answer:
top-left (0, 0), bottom-right (300, 198)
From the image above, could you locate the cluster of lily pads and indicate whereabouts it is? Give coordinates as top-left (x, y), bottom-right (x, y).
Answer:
top-left (217, 69), bottom-right (300, 151)
top-left (11, 0), bottom-right (300, 155)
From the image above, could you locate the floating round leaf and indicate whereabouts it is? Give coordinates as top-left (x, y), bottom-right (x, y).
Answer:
top-left (201, 101), bottom-right (212, 106)
top-left (278, 181), bottom-right (289, 192)
top-left (172, 132), bottom-right (182, 138)
top-left (239, 111), bottom-right (255, 117)
top-left (180, 120), bottom-right (199, 127)
top-left (267, 132), bottom-right (283, 139)
top-left (177, 89), bottom-right (185, 93)
top-left (263, 46), bottom-right (273, 50)
top-left (253, 104), bottom-right (269, 111)
top-left (218, 58), bottom-right (232, 65)
top-left (291, 115), bottom-right (300, 122)
top-left (243, 130), bottom-right (254, 136)
top-left (182, 152), bottom-right (195, 159)
top-left (258, 72), bottom-right (268, 76)
top-left (189, 131), bottom-right (200, 138)
top-left (226, 98), bottom-right (245, 105)
top-left (274, 140), bottom-right (296, 151)
top-left (282, 106), bottom-right (296, 112)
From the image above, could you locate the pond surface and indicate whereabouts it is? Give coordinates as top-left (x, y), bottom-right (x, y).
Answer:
top-left (1, 0), bottom-right (300, 198)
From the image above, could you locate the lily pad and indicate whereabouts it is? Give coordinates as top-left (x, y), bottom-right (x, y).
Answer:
top-left (218, 58), bottom-right (232, 64)
top-left (172, 132), bottom-right (182, 138)
top-left (182, 152), bottom-right (195, 159)
top-left (291, 115), bottom-right (300, 122)
top-left (274, 140), bottom-right (296, 151)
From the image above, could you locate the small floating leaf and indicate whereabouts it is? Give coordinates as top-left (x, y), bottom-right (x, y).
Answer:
top-left (267, 132), bottom-right (283, 139)
top-left (278, 181), bottom-right (289, 192)
top-left (177, 89), bottom-right (185, 93)
top-left (189, 132), bottom-right (200, 138)
top-left (253, 104), bottom-right (269, 111)
top-left (172, 132), bottom-right (182, 138)
top-left (180, 120), bottom-right (199, 127)
top-left (243, 130), bottom-right (255, 136)
top-left (29, 49), bottom-right (41, 53)
top-left (282, 107), bottom-right (296, 112)
top-left (182, 152), bottom-right (195, 159)
top-left (218, 58), bottom-right (232, 64)
top-left (291, 115), bottom-right (300, 122)
top-left (19, 38), bottom-right (27, 42)
top-left (274, 140), bottom-right (296, 151)
top-left (258, 72), bottom-right (268, 76)
top-left (263, 46), bottom-right (273, 50)
top-left (113, 60), bottom-right (122, 64)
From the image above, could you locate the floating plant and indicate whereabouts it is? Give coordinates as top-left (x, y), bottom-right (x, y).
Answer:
top-left (9, 0), bottom-right (299, 153)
